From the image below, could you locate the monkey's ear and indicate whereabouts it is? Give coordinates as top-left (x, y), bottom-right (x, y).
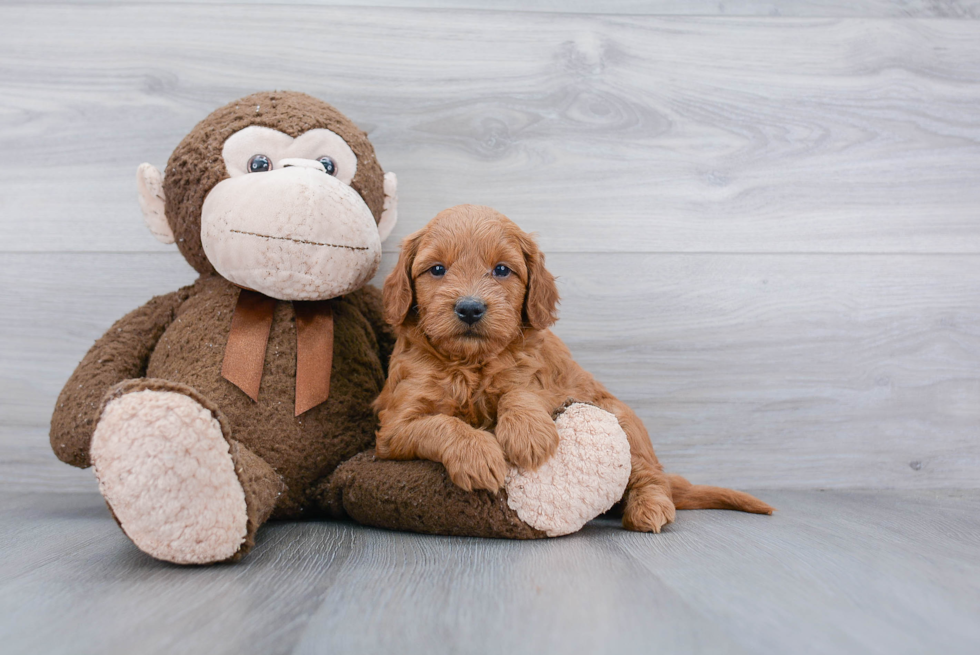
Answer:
top-left (137, 163), bottom-right (174, 245)
top-left (382, 230), bottom-right (422, 327)
top-left (377, 171), bottom-right (398, 242)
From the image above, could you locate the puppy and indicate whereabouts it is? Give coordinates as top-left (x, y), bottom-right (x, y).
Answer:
top-left (374, 205), bottom-right (773, 533)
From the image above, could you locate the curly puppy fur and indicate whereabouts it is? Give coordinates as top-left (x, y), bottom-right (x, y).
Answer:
top-left (373, 205), bottom-right (773, 533)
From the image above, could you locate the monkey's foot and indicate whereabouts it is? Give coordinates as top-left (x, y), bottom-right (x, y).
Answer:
top-left (91, 384), bottom-right (252, 564)
top-left (505, 403), bottom-right (632, 537)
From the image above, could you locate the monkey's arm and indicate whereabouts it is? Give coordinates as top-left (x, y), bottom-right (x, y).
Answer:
top-left (50, 287), bottom-right (192, 468)
top-left (349, 284), bottom-right (396, 373)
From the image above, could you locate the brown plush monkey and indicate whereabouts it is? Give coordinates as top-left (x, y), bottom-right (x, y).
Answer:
top-left (50, 91), bottom-right (402, 564)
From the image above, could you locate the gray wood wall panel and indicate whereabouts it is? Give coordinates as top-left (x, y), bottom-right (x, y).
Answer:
top-left (3, 1), bottom-right (979, 19)
top-left (2, 7), bottom-right (980, 255)
top-left (1, 4), bottom-right (978, 493)
top-left (4, 251), bottom-right (978, 491)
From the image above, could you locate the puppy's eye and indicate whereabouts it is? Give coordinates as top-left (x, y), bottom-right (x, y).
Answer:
top-left (429, 264), bottom-right (446, 277)
top-left (492, 264), bottom-right (511, 278)
top-left (247, 154), bottom-right (272, 173)
top-left (317, 156), bottom-right (337, 176)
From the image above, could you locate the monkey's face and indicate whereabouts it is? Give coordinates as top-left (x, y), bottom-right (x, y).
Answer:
top-left (199, 126), bottom-right (382, 301)
top-left (138, 92), bottom-right (398, 301)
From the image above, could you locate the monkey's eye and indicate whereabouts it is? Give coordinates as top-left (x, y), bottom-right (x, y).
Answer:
top-left (492, 264), bottom-right (511, 278)
top-left (317, 156), bottom-right (337, 176)
top-left (429, 264), bottom-right (446, 277)
top-left (247, 154), bottom-right (272, 173)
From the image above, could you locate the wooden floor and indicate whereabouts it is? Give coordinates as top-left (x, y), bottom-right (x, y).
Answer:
top-left (1, 489), bottom-right (977, 655)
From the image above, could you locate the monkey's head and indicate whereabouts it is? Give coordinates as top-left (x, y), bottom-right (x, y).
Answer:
top-left (137, 91), bottom-right (397, 300)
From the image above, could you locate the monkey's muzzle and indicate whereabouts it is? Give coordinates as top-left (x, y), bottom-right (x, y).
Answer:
top-left (201, 166), bottom-right (382, 301)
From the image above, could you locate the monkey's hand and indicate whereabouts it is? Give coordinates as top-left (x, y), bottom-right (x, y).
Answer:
top-left (50, 288), bottom-right (190, 468)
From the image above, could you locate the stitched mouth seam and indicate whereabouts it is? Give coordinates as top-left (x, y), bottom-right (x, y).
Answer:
top-left (229, 229), bottom-right (369, 251)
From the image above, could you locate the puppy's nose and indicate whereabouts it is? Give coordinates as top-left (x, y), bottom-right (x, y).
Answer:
top-left (454, 297), bottom-right (486, 326)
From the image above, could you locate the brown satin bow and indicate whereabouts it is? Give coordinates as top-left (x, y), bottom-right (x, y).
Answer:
top-left (221, 288), bottom-right (334, 416)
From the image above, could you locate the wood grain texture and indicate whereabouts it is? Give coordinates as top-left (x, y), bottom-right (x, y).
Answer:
top-left (1, 490), bottom-right (978, 655)
top-left (0, 493), bottom-right (362, 655)
top-left (1, 6), bottom-right (980, 254)
top-left (2, 1), bottom-right (979, 19)
top-left (4, 251), bottom-right (978, 491)
top-left (292, 518), bottom-right (750, 655)
top-left (0, 428), bottom-right (98, 494)
top-left (2, 4), bottom-right (979, 494)
top-left (612, 489), bottom-right (980, 655)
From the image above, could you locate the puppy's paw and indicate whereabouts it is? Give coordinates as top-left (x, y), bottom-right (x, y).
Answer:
top-left (442, 430), bottom-right (508, 493)
top-left (495, 410), bottom-right (560, 470)
top-left (623, 489), bottom-right (676, 533)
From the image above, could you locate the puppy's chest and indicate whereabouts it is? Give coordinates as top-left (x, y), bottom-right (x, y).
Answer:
top-left (439, 368), bottom-right (504, 429)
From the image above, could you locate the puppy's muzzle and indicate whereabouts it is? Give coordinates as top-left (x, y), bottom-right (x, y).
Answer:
top-left (454, 297), bottom-right (486, 326)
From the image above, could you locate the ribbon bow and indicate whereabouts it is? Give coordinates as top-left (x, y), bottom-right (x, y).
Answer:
top-left (221, 288), bottom-right (334, 416)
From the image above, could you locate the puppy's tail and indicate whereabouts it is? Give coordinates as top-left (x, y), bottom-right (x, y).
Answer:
top-left (667, 474), bottom-right (774, 515)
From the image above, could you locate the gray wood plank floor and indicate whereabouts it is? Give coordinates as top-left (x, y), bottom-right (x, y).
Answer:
top-left (1, 490), bottom-right (977, 655)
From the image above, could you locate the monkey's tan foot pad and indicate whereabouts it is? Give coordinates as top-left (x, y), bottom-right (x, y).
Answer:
top-left (505, 403), bottom-right (632, 537)
top-left (91, 388), bottom-right (248, 564)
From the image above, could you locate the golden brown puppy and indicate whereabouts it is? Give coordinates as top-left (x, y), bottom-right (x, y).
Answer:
top-left (374, 205), bottom-right (773, 533)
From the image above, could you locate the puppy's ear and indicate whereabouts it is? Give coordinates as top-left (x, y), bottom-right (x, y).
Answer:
top-left (383, 231), bottom-right (423, 326)
top-left (520, 232), bottom-right (559, 330)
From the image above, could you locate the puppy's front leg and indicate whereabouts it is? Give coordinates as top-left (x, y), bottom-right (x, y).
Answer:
top-left (495, 391), bottom-right (560, 470)
top-left (376, 414), bottom-right (508, 492)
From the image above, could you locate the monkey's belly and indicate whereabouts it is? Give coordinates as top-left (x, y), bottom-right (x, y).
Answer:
top-left (145, 280), bottom-right (384, 517)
